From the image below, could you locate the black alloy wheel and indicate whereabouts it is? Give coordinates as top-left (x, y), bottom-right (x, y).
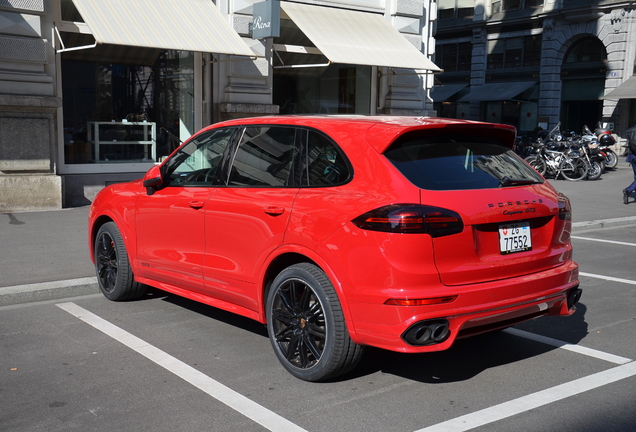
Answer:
top-left (95, 222), bottom-right (145, 301)
top-left (266, 263), bottom-right (363, 381)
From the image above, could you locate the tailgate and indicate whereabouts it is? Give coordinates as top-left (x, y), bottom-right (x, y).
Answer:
top-left (428, 184), bottom-right (572, 286)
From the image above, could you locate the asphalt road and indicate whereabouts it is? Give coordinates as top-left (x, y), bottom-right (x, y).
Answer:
top-left (1, 162), bottom-right (636, 431)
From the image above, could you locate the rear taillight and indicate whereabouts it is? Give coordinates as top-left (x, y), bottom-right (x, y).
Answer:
top-left (352, 205), bottom-right (464, 237)
top-left (558, 193), bottom-right (572, 221)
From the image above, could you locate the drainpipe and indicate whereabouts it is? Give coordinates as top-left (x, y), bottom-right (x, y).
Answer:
top-left (204, 53), bottom-right (212, 127)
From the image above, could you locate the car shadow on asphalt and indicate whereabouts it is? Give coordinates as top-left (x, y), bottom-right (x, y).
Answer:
top-left (138, 286), bottom-right (589, 385)
top-left (342, 303), bottom-right (589, 384)
top-left (142, 286), bottom-right (269, 338)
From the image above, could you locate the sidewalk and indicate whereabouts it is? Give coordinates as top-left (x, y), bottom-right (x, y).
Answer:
top-left (1, 162), bottom-right (635, 306)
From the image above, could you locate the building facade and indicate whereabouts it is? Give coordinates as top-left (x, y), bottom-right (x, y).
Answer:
top-left (433, 0), bottom-right (636, 141)
top-left (0, 0), bottom-right (438, 211)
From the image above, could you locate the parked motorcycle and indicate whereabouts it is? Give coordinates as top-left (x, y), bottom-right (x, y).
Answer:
top-left (525, 123), bottom-right (589, 181)
top-left (593, 124), bottom-right (618, 169)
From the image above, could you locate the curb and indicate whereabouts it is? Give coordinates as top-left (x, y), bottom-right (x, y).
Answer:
top-left (0, 277), bottom-right (98, 307)
top-left (2, 217), bottom-right (636, 307)
top-left (572, 216), bottom-right (636, 232)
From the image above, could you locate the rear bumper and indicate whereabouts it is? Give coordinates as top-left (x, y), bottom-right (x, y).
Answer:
top-left (345, 261), bottom-right (579, 353)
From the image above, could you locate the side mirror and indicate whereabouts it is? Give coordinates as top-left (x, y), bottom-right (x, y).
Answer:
top-left (142, 165), bottom-right (163, 195)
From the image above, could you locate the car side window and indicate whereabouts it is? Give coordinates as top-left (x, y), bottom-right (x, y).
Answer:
top-left (228, 126), bottom-right (296, 187)
top-left (165, 128), bottom-right (235, 186)
top-left (302, 130), bottom-right (351, 186)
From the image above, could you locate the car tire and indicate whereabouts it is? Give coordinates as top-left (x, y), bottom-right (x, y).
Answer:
top-left (94, 222), bottom-right (146, 301)
top-left (266, 263), bottom-right (364, 381)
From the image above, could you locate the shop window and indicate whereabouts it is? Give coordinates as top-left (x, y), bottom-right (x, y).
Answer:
top-left (273, 64), bottom-right (371, 116)
top-left (272, 19), bottom-right (371, 115)
top-left (61, 34), bottom-right (195, 165)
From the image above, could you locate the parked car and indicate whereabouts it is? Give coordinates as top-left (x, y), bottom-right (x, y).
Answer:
top-left (89, 115), bottom-right (581, 381)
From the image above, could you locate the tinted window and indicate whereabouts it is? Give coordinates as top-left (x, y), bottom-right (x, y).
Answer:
top-left (164, 128), bottom-right (235, 186)
top-left (228, 127), bottom-right (296, 187)
top-left (384, 132), bottom-right (543, 190)
top-left (300, 130), bottom-right (351, 186)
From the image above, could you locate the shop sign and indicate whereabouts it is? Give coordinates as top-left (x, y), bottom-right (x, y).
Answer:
top-left (251, 0), bottom-right (280, 39)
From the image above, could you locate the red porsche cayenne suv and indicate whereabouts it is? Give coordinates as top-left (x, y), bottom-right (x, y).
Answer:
top-left (89, 116), bottom-right (580, 381)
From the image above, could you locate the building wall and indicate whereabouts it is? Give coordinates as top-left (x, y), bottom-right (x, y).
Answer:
top-left (0, 0), bottom-right (438, 210)
top-left (0, 0), bottom-right (62, 211)
top-left (435, 0), bottom-right (636, 142)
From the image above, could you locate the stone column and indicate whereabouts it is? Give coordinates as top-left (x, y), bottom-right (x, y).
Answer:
top-left (0, 0), bottom-right (62, 211)
top-left (381, 0), bottom-right (436, 115)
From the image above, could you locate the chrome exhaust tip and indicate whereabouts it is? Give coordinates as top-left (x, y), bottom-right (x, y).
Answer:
top-left (567, 286), bottom-right (582, 309)
top-left (402, 319), bottom-right (450, 346)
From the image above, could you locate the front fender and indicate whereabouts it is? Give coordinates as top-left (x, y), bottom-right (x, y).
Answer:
top-left (88, 181), bottom-right (142, 270)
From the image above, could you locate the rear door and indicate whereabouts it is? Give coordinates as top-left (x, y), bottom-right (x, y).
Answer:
top-left (383, 128), bottom-right (572, 286)
top-left (202, 126), bottom-right (299, 311)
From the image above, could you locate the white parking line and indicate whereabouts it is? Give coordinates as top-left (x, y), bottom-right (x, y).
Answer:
top-left (580, 271), bottom-right (636, 286)
top-left (414, 360), bottom-right (636, 432)
top-left (56, 302), bottom-right (307, 432)
top-left (503, 328), bottom-right (632, 365)
top-left (572, 236), bottom-right (636, 247)
top-left (57, 301), bottom-right (635, 432)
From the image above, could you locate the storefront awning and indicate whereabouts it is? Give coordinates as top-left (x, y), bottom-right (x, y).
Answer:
top-left (431, 84), bottom-right (468, 102)
top-left (278, 2), bottom-right (441, 71)
top-left (458, 81), bottom-right (536, 102)
top-left (602, 75), bottom-right (636, 99)
top-left (69, 0), bottom-right (255, 56)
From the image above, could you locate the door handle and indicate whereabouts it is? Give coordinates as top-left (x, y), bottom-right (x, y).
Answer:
top-left (264, 206), bottom-right (285, 216)
top-left (189, 200), bottom-right (205, 209)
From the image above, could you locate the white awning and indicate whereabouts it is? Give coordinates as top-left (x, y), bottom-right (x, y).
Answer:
top-left (69, 0), bottom-right (254, 56)
top-left (602, 75), bottom-right (636, 99)
top-left (279, 2), bottom-right (441, 71)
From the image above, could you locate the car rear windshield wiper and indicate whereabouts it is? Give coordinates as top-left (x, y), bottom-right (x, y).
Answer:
top-left (499, 177), bottom-right (538, 187)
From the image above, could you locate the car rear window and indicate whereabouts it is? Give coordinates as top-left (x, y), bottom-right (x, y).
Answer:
top-left (384, 131), bottom-right (543, 190)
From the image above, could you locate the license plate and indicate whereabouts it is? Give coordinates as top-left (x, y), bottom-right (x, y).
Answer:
top-left (499, 222), bottom-right (532, 255)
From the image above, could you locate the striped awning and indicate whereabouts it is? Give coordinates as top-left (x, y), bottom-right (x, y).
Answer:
top-left (279, 2), bottom-right (441, 71)
top-left (70, 0), bottom-right (254, 56)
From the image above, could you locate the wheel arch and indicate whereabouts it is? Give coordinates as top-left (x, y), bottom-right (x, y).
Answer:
top-left (89, 210), bottom-right (136, 272)
top-left (260, 249), bottom-right (358, 340)
top-left (89, 215), bottom-right (115, 263)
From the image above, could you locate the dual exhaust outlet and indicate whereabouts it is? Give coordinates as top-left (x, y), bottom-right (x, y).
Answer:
top-left (402, 319), bottom-right (450, 346)
top-left (402, 287), bottom-right (582, 347)
top-left (567, 286), bottom-right (582, 309)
